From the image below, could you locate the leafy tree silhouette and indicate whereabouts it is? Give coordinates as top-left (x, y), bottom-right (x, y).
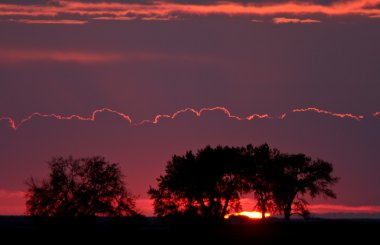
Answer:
top-left (150, 144), bottom-right (339, 222)
top-left (148, 145), bottom-right (250, 221)
top-left (26, 156), bottom-right (136, 217)
top-left (272, 153), bottom-right (339, 221)
top-left (246, 144), bottom-right (280, 220)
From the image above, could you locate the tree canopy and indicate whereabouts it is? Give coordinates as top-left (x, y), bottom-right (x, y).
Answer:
top-left (272, 153), bottom-right (339, 221)
top-left (246, 144), bottom-right (280, 219)
top-left (149, 144), bottom-right (339, 221)
top-left (26, 156), bottom-right (136, 217)
top-left (148, 146), bottom-right (250, 221)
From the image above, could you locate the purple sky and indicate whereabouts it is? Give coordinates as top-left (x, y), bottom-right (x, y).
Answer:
top-left (0, 0), bottom-right (380, 215)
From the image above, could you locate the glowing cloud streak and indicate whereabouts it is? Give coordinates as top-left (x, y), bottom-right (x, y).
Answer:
top-left (273, 17), bottom-right (321, 24)
top-left (1, 0), bottom-right (380, 22)
top-left (0, 107), bottom-right (377, 131)
top-left (0, 49), bottom-right (124, 63)
top-left (309, 204), bottom-right (380, 213)
top-left (13, 19), bottom-right (88, 24)
top-left (0, 49), bottom-right (217, 64)
top-left (292, 107), bottom-right (364, 121)
top-left (0, 108), bottom-right (132, 130)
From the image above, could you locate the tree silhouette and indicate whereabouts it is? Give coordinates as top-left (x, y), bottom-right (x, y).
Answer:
top-left (246, 144), bottom-right (280, 220)
top-left (272, 153), bottom-right (339, 221)
top-left (26, 156), bottom-right (136, 217)
top-left (148, 146), bottom-right (250, 221)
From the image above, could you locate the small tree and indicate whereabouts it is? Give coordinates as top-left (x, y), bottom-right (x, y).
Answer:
top-left (272, 154), bottom-right (339, 221)
top-left (26, 156), bottom-right (136, 217)
top-left (148, 146), bottom-right (250, 221)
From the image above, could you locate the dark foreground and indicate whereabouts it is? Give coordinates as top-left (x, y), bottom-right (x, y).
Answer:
top-left (0, 216), bottom-right (379, 244)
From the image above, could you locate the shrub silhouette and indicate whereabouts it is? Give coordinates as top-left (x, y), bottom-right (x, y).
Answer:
top-left (26, 156), bottom-right (136, 217)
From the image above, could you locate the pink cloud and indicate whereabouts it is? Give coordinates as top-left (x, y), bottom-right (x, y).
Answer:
top-left (292, 107), bottom-right (364, 121)
top-left (0, 190), bottom-right (26, 215)
top-left (141, 16), bottom-right (179, 21)
top-left (250, 19), bottom-right (264, 23)
top-left (1, 106), bottom-right (375, 131)
top-left (273, 17), bottom-right (321, 24)
top-left (0, 49), bottom-right (125, 64)
top-left (0, 0), bottom-right (379, 23)
top-left (13, 19), bottom-right (88, 24)
top-left (92, 16), bottom-right (136, 21)
top-left (0, 49), bottom-right (218, 65)
top-left (309, 204), bottom-right (380, 213)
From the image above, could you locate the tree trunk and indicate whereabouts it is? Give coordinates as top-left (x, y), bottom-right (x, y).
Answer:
top-left (261, 204), bottom-right (266, 220)
top-left (284, 205), bottom-right (291, 222)
top-left (221, 197), bottom-right (231, 218)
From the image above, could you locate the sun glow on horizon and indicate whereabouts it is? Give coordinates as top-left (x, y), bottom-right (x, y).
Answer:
top-left (224, 211), bottom-right (271, 219)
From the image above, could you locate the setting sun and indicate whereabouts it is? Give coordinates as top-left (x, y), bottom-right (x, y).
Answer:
top-left (224, 211), bottom-right (271, 219)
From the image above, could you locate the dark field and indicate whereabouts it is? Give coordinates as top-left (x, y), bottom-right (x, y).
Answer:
top-left (0, 216), bottom-right (379, 244)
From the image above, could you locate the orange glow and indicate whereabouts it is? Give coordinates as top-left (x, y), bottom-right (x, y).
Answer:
top-left (224, 211), bottom-right (271, 219)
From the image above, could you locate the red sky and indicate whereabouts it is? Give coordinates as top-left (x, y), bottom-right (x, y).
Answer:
top-left (0, 0), bottom-right (380, 217)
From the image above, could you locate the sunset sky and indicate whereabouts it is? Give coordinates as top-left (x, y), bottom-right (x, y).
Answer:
top-left (0, 0), bottom-right (380, 216)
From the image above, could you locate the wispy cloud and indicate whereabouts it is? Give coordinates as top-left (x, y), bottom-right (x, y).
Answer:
top-left (273, 17), bottom-right (321, 24)
top-left (0, 0), bottom-right (379, 24)
top-left (250, 19), bottom-right (264, 23)
top-left (141, 15), bottom-right (179, 21)
top-left (0, 48), bottom-right (221, 64)
top-left (92, 16), bottom-right (136, 21)
top-left (0, 49), bottom-right (217, 64)
top-left (309, 204), bottom-right (380, 213)
top-left (0, 49), bottom-right (124, 63)
top-left (292, 107), bottom-right (364, 121)
top-left (12, 19), bottom-right (88, 24)
top-left (0, 106), bottom-right (374, 131)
